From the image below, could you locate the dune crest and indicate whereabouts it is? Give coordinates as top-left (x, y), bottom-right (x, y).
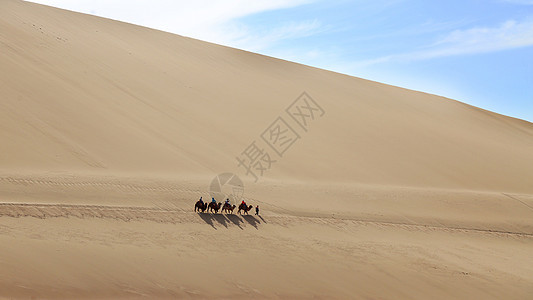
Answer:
top-left (1, 0), bottom-right (533, 298)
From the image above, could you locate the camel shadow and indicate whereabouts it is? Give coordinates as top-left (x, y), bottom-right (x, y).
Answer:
top-left (197, 213), bottom-right (216, 229)
top-left (225, 214), bottom-right (244, 229)
top-left (197, 212), bottom-right (263, 230)
top-left (197, 213), bottom-right (229, 229)
top-left (242, 215), bottom-right (260, 229)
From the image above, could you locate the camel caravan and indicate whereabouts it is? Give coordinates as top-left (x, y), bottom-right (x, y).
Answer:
top-left (194, 197), bottom-right (254, 215)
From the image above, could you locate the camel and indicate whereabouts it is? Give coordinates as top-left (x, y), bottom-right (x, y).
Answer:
top-left (238, 203), bottom-right (253, 215)
top-left (221, 203), bottom-right (236, 214)
top-left (194, 200), bottom-right (207, 213)
top-left (208, 202), bottom-right (222, 213)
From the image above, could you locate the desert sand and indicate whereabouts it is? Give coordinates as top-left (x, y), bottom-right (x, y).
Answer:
top-left (1, 0), bottom-right (533, 298)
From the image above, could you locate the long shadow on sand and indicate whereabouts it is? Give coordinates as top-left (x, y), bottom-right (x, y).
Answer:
top-left (197, 213), bottom-right (263, 230)
top-left (197, 213), bottom-right (229, 229)
top-left (242, 215), bottom-right (260, 229)
top-left (225, 214), bottom-right (244, 229)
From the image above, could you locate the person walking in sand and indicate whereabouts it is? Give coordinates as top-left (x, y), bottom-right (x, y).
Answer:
top-left (255, 205), bottom-right (259, 215)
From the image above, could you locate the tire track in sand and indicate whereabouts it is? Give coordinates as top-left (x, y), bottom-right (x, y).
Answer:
top-left (0, 202), bottom-right (532, 238)
top-left (0, 176), bottom-right (203, 195)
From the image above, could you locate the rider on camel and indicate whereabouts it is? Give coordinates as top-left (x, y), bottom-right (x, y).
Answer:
top-left (211, 197), bottom-right (216, 205)
top-left (198, 197), bottom-right (203, 206)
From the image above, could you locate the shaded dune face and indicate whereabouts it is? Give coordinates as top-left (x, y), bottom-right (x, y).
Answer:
top-left (1, 1), bottom-right (533, 299)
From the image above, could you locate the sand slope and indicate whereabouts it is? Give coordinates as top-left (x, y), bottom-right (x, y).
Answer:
top-left (1, 0), bottom-right (532, 191)
top-left (1, 0), bottom-right (533, 298)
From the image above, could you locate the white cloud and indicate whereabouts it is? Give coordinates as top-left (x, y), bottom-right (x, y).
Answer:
top-left (356, 18), bottom-right (533, 66)
top-left (419, 19), bottom-right (533, 58)
top-left (230, 19), bottom-right (324, 52)
top-left (25, 0), bottom-right (316, 48)
top-left (500, 0), bottom-right (533, 5)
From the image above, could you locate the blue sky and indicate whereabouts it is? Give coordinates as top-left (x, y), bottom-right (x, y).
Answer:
top-left (28, 0), bottom-right (533, 122)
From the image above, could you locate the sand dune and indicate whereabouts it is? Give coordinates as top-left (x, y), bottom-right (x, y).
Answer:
top-left (1, 0), bottom-right (533, 298)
